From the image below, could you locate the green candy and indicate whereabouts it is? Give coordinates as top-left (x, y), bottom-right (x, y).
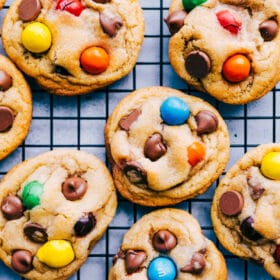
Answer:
top-left (22, 181), bottom-right (44, 209)
top-left (182, 0), bottom-right (207, 10)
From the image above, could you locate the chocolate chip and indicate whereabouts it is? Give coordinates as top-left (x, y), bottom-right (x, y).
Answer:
top-left (24, 223), bottom-right (48, 243)
top-left (164, 10), bottom-right (187, 35)
top-left (144, 133), bottom-right (167, 161)
top-left (112, 249), bottom-right (125, 265)
top-left (1, 195), bottom-right (24, 220)
top-left (240, 216), bottom-right (262, 241)
top-left (247, 176), bottom-right (265, 200)
top-left (125, 250), bottom-right (147, 274)
top-left (195, 110), bottom-right (218, 135)
top-left (54, 65), bottom-right (71, 76)
top-left (119, 109), bottom-right (141, 131)
top-left (123, 161), bottom-right (147, 184)
top-left (180, 252), bottom-right (206, 274)
top-left (185, 51), bottom-right (211, 79)
top-left (0, 70), bottom-right (12, 91)
top-left (100, 9), bottom-right (123, 37)
top-left (152, 230), bottom-right (177, 253)
top-left (219, 190), bottom-right (244, 216)
top-left (62, 175), bottom-right (88, 201)
top-left (0, 106), bottom-right (14, 132)
top-left (74, 212), bottom-right (96, 237)
top-left (259, 19), bottom-right (278, 41)
top-left (11, 250), bottom-right (33, 273)
top-left (18, 0), bottom-right (42, 21)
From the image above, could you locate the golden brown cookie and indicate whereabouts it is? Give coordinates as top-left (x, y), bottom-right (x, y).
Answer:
top-left (166, 0), bottom-right (280, 104)
top-left (0, 55), bottom-right (32, 160)
top-left (2, 0), bottom-right (144, 95)
top-left (211, 143), bottom-right (280, 278)
top-left (109, 208), bottom-right (227, 280)
top-left (105, 86), bottom-right (230, 206)
top-left (0, 149), bottom-right (117, 280)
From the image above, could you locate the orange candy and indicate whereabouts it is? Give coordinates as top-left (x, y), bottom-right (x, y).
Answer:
top-left (222, 54), bottom-right (251, 82)
top-left (80, 46), bottom-right (109, 74)
top-left (187, 142), bottom-right (206, 166)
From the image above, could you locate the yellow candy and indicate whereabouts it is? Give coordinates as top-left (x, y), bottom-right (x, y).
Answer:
top-left (21, 22), bottom-right (52, 53)
top-left (36, 240), bottom-right (75, 268)
top-left (261, 152), bottom-right (280, 180)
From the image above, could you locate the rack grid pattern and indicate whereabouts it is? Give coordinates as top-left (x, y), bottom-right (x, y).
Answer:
top-left (0, 0), bottom-right (279, 279)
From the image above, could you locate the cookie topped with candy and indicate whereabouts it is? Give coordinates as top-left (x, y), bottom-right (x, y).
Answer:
top-left (2, 0), bottom-right (144, 95)
top-left (166, 0), bottom-right (280, 104)
top-left (0, 150), bottom-right (117, 279)
top-left (105, 86), bottom-right (229, 206)
top-left (211, 143), bottom-right (280, 278)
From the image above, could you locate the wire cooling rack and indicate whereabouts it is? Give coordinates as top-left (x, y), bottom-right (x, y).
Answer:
top-left (0, 0), bottom-right (279, 279)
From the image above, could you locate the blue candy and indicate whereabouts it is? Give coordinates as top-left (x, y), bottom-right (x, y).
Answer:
top-left (160, 96), bottom-right (190, 125)
top-left (147, 257), bottom-right (177, 280)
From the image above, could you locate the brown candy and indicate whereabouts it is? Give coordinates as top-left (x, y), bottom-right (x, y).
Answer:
top-left (259, 19), bottom-right (278, 41)
top-left (24, 223), bottom-right (48, 243)
top-left (74, 212), bottom-right (96, 237)
top-left (123, 161), bottom-right (147, 184)
top-left (1, 195), bottom-right (24, 220)
top-left (144, 133), bottom-right (167, 161)
top-left (11, 250), bottom-right (33, 273)
top-left (164, 10), bottom-right (187, 35)
top-left (180, 252), bottom-right (206, 274)
top-left (219, 190), bottom-right (244, 216)
top-left (185, 51), bottom-right (211, 79)
top-left (100, 9), bottom-right (123, 37)
top-left (18, 0), bottom-right (42, 22)
top-left (152, 230), bottom-right (177, 253)
top-left (195, 110), bottom-right (218, 135)
top-left (125, 250), bottom-right (147, 274)
top-left (240, 216), bottom-right (262, 241)
top-left (0, 106), bottom-right (14, 132)
top-left (0, 70), bottom-right (12, 91)
top-left (119, 109), bottom-right (141, 131)
top-left (62, 175), bottom-right (88, 201)
top-left (247, 176), bottom-right (265, 200)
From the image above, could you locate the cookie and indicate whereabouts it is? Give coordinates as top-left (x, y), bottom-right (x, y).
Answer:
top-left (166, 0), bottom-right (280, 104)
top-left (2, 0), bottom-right (144, 95)
top-left (0, 149), bottom-right (117, 280)
top-left (0, 55), bottom-right (32, 160)
top-left (109, 208), bottom-right (227, 279)
top-left (211, 143), bottom-right (280, 278)
top-left (105, 86), bottom-right (229, 206)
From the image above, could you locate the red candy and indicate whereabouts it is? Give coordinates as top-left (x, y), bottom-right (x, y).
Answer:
top-left (274, 245), bottom-right (280, 264)
top-left (216, 10), bottom-right (241, 34)
top-left (56, 0), bottom-right (84, 16)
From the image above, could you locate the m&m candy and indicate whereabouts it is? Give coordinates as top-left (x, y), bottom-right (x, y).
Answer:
top-left (147, 257), bottom-right (177, 280)
top-left (261, 152), bottom-right (280, 180)
top-left (182, 0), bottom-right (207, 11)
top-left (22, 180), bottom-right (44, 209)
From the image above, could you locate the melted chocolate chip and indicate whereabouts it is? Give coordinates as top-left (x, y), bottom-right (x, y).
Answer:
top-left (152, 230), bottom-right (177, 253)
top-left (74, 213), bottom-right (96, 237)
top-left (125, 250), bottom-right (147, 274)
top-left (112, 249), bottom-right (125, 265)
top-left (259, 19), bottom-right (278, 41)
top-left (180, 252), bottom-right (206, 274)
top-left (0, 70), bottom-right (12, 91)
top-left (247, 176), bottom-right (265, 200)
top-left (24, 223), bottom-right (48, 243)
top-left (11, 250), bottom-right (33, 273)
top-left (195, 110), bottom-right (218, 135)
top-left (1, 195), bottom-right (24, 220)
top-left (18, 0), bottom-right (42, 21)
top-left (123, 161), bottom-right (147, 184)
top-left (54, 65), bottom-right (71, 76)
top-left (164, 10), bottom-right (187, 35)
top-left (119, 109), bottom-right (141, 131)
top-left (144, 133), bottom-right (167, 161)
top-left (62, 175), bottom-right (88, 201)
top-left (240, 216), bottom-right (262, 241)
top-left (0, 106), bottom-right (14, 132)
top-left (100, 9), bottom-right (123, 37)
top-left (219, 190), bottom-right (244, 216)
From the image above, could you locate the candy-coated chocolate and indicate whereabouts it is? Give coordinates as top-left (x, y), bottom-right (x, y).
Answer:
top-left (11, 250), bottom-right (33, 273)
top-left (216, 10), bottom-right (242, 34)
top-left (80, 46), bottom-right (109, 74)
top-left (160, 96), bottom-right (190, 125)
top-left (187, 141), bottom-right (206, 166)
top-left (0, 106), bottom-right (14, 132)
top-left (36, 240), bottom-right (75, 268)
top-left (259, 19), bottom-right (278, 41)
top-left (222, 54), bottom-right (251, 83)
top-left (0, 70), bottom-right (12, 91)
top-left (147, 257), bottom-right (177, 280)
top-left (219, 190), bottom-right (244, 216)
top-left (21, 22), bottom-right (52, 53)
top-left (22, 180), bottom-right (44, 209)
top-left (1, 195), bottom-right (23, 220)
top-left (56, 0), bottom-right (84, 17)
top-left (125, 250), bottom-right (147, 274)
top-left (182, 0), bottom-right (207, 11)
top-left (261, 152), bottom-right (280, 180)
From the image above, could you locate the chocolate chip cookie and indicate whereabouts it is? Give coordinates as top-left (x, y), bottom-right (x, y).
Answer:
top-left (105, 86), bottom-right (229, 206)
top-left (109, 208), bottom-right (227, 279)
top-left (0, 55), bottom-right (32, 160)
top-left (211, 143), bottom-right (280, 278)
top-left (2, 0), bottom-right (144, 95)
top-left (0, 149), bottom-right (117, 279)
top-left (166, 0), bottom-right (280, 104)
